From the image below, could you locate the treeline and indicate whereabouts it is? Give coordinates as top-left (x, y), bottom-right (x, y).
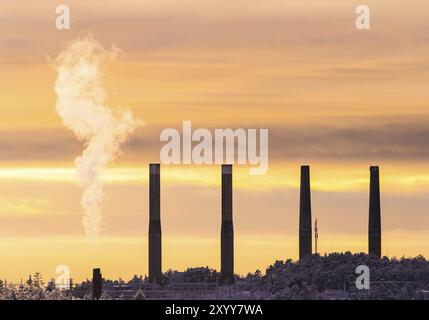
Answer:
top-left (244, 253), bottom-right (429, 299)
top-left (1, 253), bottom-right (428, 299)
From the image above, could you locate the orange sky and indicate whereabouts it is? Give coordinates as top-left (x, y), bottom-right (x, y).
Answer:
top-left (0, 0), bottom-right (429, 282)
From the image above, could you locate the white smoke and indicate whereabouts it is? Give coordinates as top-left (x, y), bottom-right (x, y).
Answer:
top-left (54, 37), bottom-right (137, 240)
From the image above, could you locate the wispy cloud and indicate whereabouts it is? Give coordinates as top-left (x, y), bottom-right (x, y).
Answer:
top-left (3, 119), bottom-right (429, 163)
top-left (0, 197), bottom-right (49, 215)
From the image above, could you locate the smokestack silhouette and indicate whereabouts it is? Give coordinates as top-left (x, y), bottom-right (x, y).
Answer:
top-left (92, 268), bottom-right (102, 300)
top-left (299, 165), bottom-right (312, 259)
top-left (149, 163), bottom-right (162, 284)
top-left (220, 164), bottom-right (234, 285)
top-left (369, 166), bottom-right (381, 258)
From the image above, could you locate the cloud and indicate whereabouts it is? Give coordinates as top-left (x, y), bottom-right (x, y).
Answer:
top-left (0, 181), bottom-right (427, 237)
top-left (0, 129), bottom-right (82, 161)
top-left (268, 123), bottom-right (429, 162)
top-left (0, 197), bottom-right (49, 215)
top-left (3, 120), bottom-right (429, 164)
top-left (2, 1), bottom-right (429, 61)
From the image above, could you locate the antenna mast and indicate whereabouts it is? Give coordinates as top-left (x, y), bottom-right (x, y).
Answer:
top-left (315, 218), bottom-right (318, 254)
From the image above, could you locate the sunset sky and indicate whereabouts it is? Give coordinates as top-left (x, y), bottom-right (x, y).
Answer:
top-left (0, 0), bottom-right (429, 282)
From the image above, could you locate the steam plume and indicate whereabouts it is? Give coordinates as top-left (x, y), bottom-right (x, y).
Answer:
top-left (54, 37), bottom-right (137, 240)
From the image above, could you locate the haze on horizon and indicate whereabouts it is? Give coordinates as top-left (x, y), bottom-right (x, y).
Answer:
top-left (0, 0), bottom-right (428, 282)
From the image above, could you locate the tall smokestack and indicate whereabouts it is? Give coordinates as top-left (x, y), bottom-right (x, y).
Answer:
top-left (299, 165), bottom-right (312, 259)
top-left (220, 164), bottom-right (234, 285)
top-left (369, 166), bottom-right (381, 258)
top-left (92, 268), bottom-right (102, 300)
top-left (149, 163), bottom-right (162, 284)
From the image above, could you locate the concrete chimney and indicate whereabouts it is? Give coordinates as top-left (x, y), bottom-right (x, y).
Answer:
top-left (369, 166), bottom-right (381, 258)
top-left (299, 165), bottom-right (312, 259)
top-left (92, 268), bottom-right (102, 300)
top-left (149, 163), bottom-right (162, 284)
top-left (219, 164), bottom-right (234, 285)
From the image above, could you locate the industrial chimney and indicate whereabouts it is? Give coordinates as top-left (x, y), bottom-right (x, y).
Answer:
top-left (299, 165), bottom-right (312, 259)
top-left (219, 164), bottom-right (234, 285)
top-left (149, 163), bottom-right (162, 284)
top-left (92, 268), bottom-right (102, 300)
top-left (368, 166), bottom-right (381, 258)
